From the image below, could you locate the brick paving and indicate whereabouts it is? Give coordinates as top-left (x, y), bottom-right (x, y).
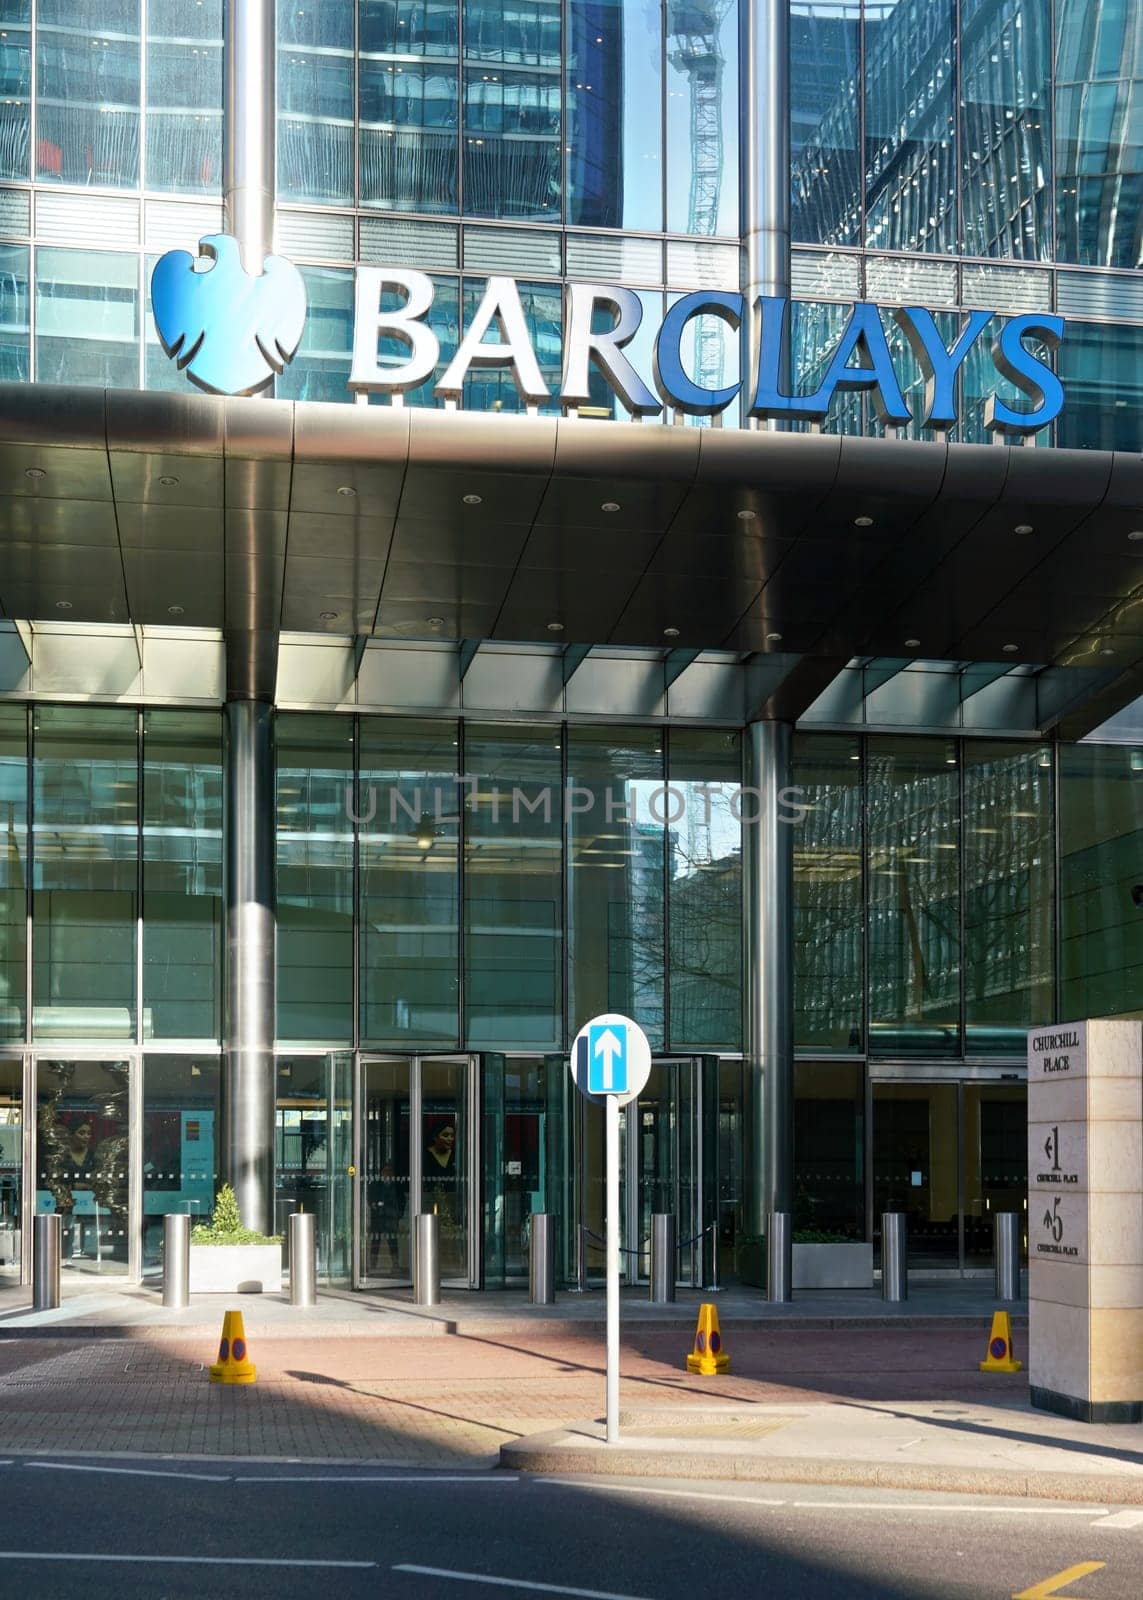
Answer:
top-left (0, 1327), bottom-right (1026, 1466)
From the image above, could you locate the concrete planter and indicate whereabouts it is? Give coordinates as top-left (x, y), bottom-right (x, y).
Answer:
top-left (188, 1243), bottom-right (282, 1294)
top-left (792, 1241), bottom-right (873, 1290)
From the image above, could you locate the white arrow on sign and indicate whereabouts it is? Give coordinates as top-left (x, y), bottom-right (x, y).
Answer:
top-left (593, 1027), bottom-right (623, 1090)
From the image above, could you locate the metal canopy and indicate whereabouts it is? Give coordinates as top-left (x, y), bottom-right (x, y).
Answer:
top-left (1, 383), bottom-right (1141, 729)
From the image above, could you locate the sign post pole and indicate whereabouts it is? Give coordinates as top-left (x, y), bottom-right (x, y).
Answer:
top-left (605, 1092), bottom-right (620, 1444)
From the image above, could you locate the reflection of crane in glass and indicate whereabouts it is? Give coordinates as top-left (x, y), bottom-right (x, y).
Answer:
top-left (667, 0), bottom-right (732, 396)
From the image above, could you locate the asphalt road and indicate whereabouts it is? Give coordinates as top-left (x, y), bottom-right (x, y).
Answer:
top-left (0, 1455), bottom-right (1138, 1600)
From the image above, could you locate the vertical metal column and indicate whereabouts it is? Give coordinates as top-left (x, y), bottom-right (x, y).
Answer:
top-left (224, 0), bottom-right (276, 275)
top-left (743, 722), bottom-right (795, 1236)
top-left (224, 700), bottom-right (277, 1238)
top-left (740, 0), bottom-right (791, 417)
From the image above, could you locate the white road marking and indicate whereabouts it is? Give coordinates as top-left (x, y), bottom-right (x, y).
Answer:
top-left (537, 1478), bottom-right (783, 1509)
top-left (1091, 1509), bottom-right (1143, 1528)
top-left (790, 1503), bottom-right (1101, 1517)
top-left (539, 1482), bottom-right (1117, 1522)
top-left (26, 1461), bottom-right (229, 1483)
top-left (240, 1473), bottom-right (517, 1485)
top-left (0, 1553), bottom-right (375, 1569)
top-left (394, 1565), bottom-right (651, 1600)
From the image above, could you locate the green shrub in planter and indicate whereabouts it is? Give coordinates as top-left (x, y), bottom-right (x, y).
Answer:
top-left (190, 1184), bottom-right (281, 1246)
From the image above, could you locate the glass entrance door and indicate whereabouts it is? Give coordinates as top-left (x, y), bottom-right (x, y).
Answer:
top-left (0, 1055), bottom-right (22, 1279)
top-left (34, 1057), bottom-right (134, 1276)
top-left (357, 1054), bottom-right (477, 1288)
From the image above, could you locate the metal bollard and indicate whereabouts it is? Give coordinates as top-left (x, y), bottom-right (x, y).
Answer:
top-left (413, 1212), bottom-right (440, 1306)
top-left (767, 1210), bottom-right (792, 1303)
top-left (162, 1213), bottom-right (190, 1310)
top-left (529, 1212), bottom-right (555, 1306)
top-left (994, 1211), bottom-right (1022, 1302)
top-left (288, 1211), bottom-right (317, 1308)
top-left (649, 1213), bottom-right (676, 1303)
top-left (881, 1212), bottom-right (908, 1302)
top-left (33, 1213), bottom-right (61, 1312)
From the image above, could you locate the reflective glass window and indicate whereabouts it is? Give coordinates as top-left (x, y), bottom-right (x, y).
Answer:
top-left (276, 715), bottom-right (354, 1042)
top-left (464, 723), bottom-right (562, 1048)
top-left (790, 2), bottom-right (861, 246)
top-left (0, 0), bottom-right (30, 180)
top-left (142, 1053), bottom-right (221, 1268)
top-left (867, 737), bottom-right (960, 1056)
top-left (793, 733), bottom-right (863, 1053)
top-left (146, 0), bottom-right (223, 194)
top-left (964, 741), bottom-right (1054, 1053)
top-left (359, 718), bottom-right (460, 1045)
top-left (565, 0), bottom-right (662, 232)
top-left (0, 245), bottom-right (30, 385)
top-left (863, 0), bottom-right (957, 253)
top-left (0, 706), bottom-right (27, 1042)
top-left (0, 1058), bottom-right (21, 1273)
top-left (276, 1052), bottom-right (353, 1281)
top-left (463, 0), bottom-right (562, 220)
top-left (36, 1057), bottom-right (132, 1273)
top-left (36, 0), bottom-right (141, 188)
top-left (1055, 0), bottom-right (1143, 268)
top-left (278, 0), bottom-right (354, 203)
top-left (664, 0), bottom-right (738, 237)
top-left (35, 248), bottom-right (139, 389)
top-left (360, 57), bottom-right (460, 213)
top-left (794, 1061), bottom-right (864, 1239)
top-left (567, 726), bottom-right (664, 1046)
top-left (460, 277), bottom-right (562, 412)
top-left (960, 0), bottom-right (1051, 260)
top-left (142, 711), bottom-right (223, 1042)
top-left (33, 708), bottom-right (137, 1043)
top-left (1056, 322), bottom-right (1143, 452)
top-left (668, 728), bottom-right (741, 1050)
top-left (1060, 742), bottom-right (1143, 1019)
top-left (276, 266), bottom-right (355, 404)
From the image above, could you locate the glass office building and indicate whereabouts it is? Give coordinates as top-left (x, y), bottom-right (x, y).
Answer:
top-left (0, 0), bottom-right (1140, 1289)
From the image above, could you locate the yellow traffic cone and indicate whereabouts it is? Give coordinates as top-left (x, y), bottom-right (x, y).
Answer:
top-left (686, 1302), bottom-right (730, 1375)
top-left (209, 1309), bottom-right (257, 1385)
top-left (979, 1310), bottom-right (1023, 1373)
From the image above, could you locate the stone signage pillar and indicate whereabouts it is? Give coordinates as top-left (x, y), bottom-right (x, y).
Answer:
top-left (1027, 1020), bottom-right (1143, 1423)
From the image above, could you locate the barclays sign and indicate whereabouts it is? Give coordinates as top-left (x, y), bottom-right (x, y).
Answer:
top-left (152, 235), bottom-right (1065, 435)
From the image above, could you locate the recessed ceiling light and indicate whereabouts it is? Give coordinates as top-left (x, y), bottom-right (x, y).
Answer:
top-left (462, 493), bottom-right (482, 505)
top-left (854, 515), bottom-right (873, 527)
top-left (1129, 530), bottom-right (1143, 542)
top-left (55, 600), bottom-right (72, 610)
top-left (601, 501), bottom-right (620, 513)
top-left (663, 626), bottom-right (680, 638)
top-left (765, 631), bottom-right (783, 643)
top-left (736, 508), bottom-right (756, 522)
top-left (1003, 642), bottom-right (1019, 653)
top-left (167, 604), bottom-right (184, 615)
top-left (336, 484), bottom-right (356, 498)
top-left (319, 610), bottom-right (338, 620)
top-left (905, 637), bottom-right (921, 648)
top-left (546, 621), bottom-right (565, 633)
top-left (1014, 523), bottom-right (1034, 535)
top-left (426, 616), bottom-right (445, 629)
top-left (158, 474), bottom-right (180, 488)
top-left (24, 466), bottom-right (45, 480)
top-left (1101, 646), bottom-right (1115, 657)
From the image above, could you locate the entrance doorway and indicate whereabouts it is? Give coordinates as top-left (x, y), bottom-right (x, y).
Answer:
top-left (356, 1054), bottom-right (478, 1288)
top-left (34, 1057), bottom-right (135, 1277)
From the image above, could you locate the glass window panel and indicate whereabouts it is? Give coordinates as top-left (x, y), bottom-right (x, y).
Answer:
top-left (1060, 743), bottom-right (1143, 1020)
top-left (359, 717), bottom-right (460, 1045)
top-left (278, 0), bottom-right (354, 203)
top-left (794, 1061), bottom-right (864, 1239)
top-left (0, 244), bottom-right (30, 384)
top-left (35, 247), bottom-right (139, 389)
top-left (33, 708), bottom-right (137, 1043)
top-left (665, 0), bottom-right (738, 237)
top-left (793, 733), bottom-right (863, 1052)
top-left (863, 0), bottom-right (957, 253)
top-left (463, 0), bottom-right (561, 219)
top-left (36, 0), bottom-right (141, 188)
top-left (790, 2), bottom-right (861, 247)
top-left (964, 740), bottom-right (1054, 1053)
top-left (360, 47), bottom-right (459, 214)
top-left (960, 0), bottom-right (1051, 261)
top-left (460, 276), bottom-right (562, 412)
top-left (668, 728), bottom-right (741, 1050)
top-left (0, 707), bottom-right (26, 1042)
top-left (142, 710), bottom-right (223, 1042)
top-left (1055, 1), bottom-right (1143, 268)
top-left (1056, 322), bottom-right (1143, 452)
top-left (567, 725), bottom-right (664, 1047)
top-left (872, 1080), bottom-right (959, 1266)
top-left (276, 715), bottom-right (354, 1042)
top-left (0, 1057), bottom-right (21, 1274)
top-left (0, 1), bottom-right (30, 181)
top-left (963, 1081), bottom-right (1027, 1268)
top-left (36, 1057), bottom-right (132, 1273)
top-left (141, 1052), bottom-right (221, 1269)
top-left (275, 265), bottom-right (354, 403)
top-left (146, 0), bottom-right (223, 194)
top-left (464, 723), bottom-right (562, 1048)
top-left (276, 1052), bottom-right (353, 1281)
top-left (868, 736), bottom-right (960, 1057)
top-left (565, 0), bottom-right (662, 232)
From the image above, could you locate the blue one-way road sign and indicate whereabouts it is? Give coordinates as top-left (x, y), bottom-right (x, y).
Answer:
top-left (588, 1023), bottom-right (627, 1094)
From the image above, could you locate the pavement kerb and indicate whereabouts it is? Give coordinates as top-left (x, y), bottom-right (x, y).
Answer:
top-left (499, 1431), bottom-right (1143, 1504)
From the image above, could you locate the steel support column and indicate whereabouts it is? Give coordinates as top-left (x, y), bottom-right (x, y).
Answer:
top-left (743, 721), bottom-right (795, 1235)
top-left (740, 0), bottom-right (791, 419)
top-left (224, 699), bottom-right (277, 1236)
top-left (224, 0), bottom-right (276, 275)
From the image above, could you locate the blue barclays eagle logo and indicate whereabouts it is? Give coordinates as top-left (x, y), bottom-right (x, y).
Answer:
top-left (150, 233), bottom-right (307, 397)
